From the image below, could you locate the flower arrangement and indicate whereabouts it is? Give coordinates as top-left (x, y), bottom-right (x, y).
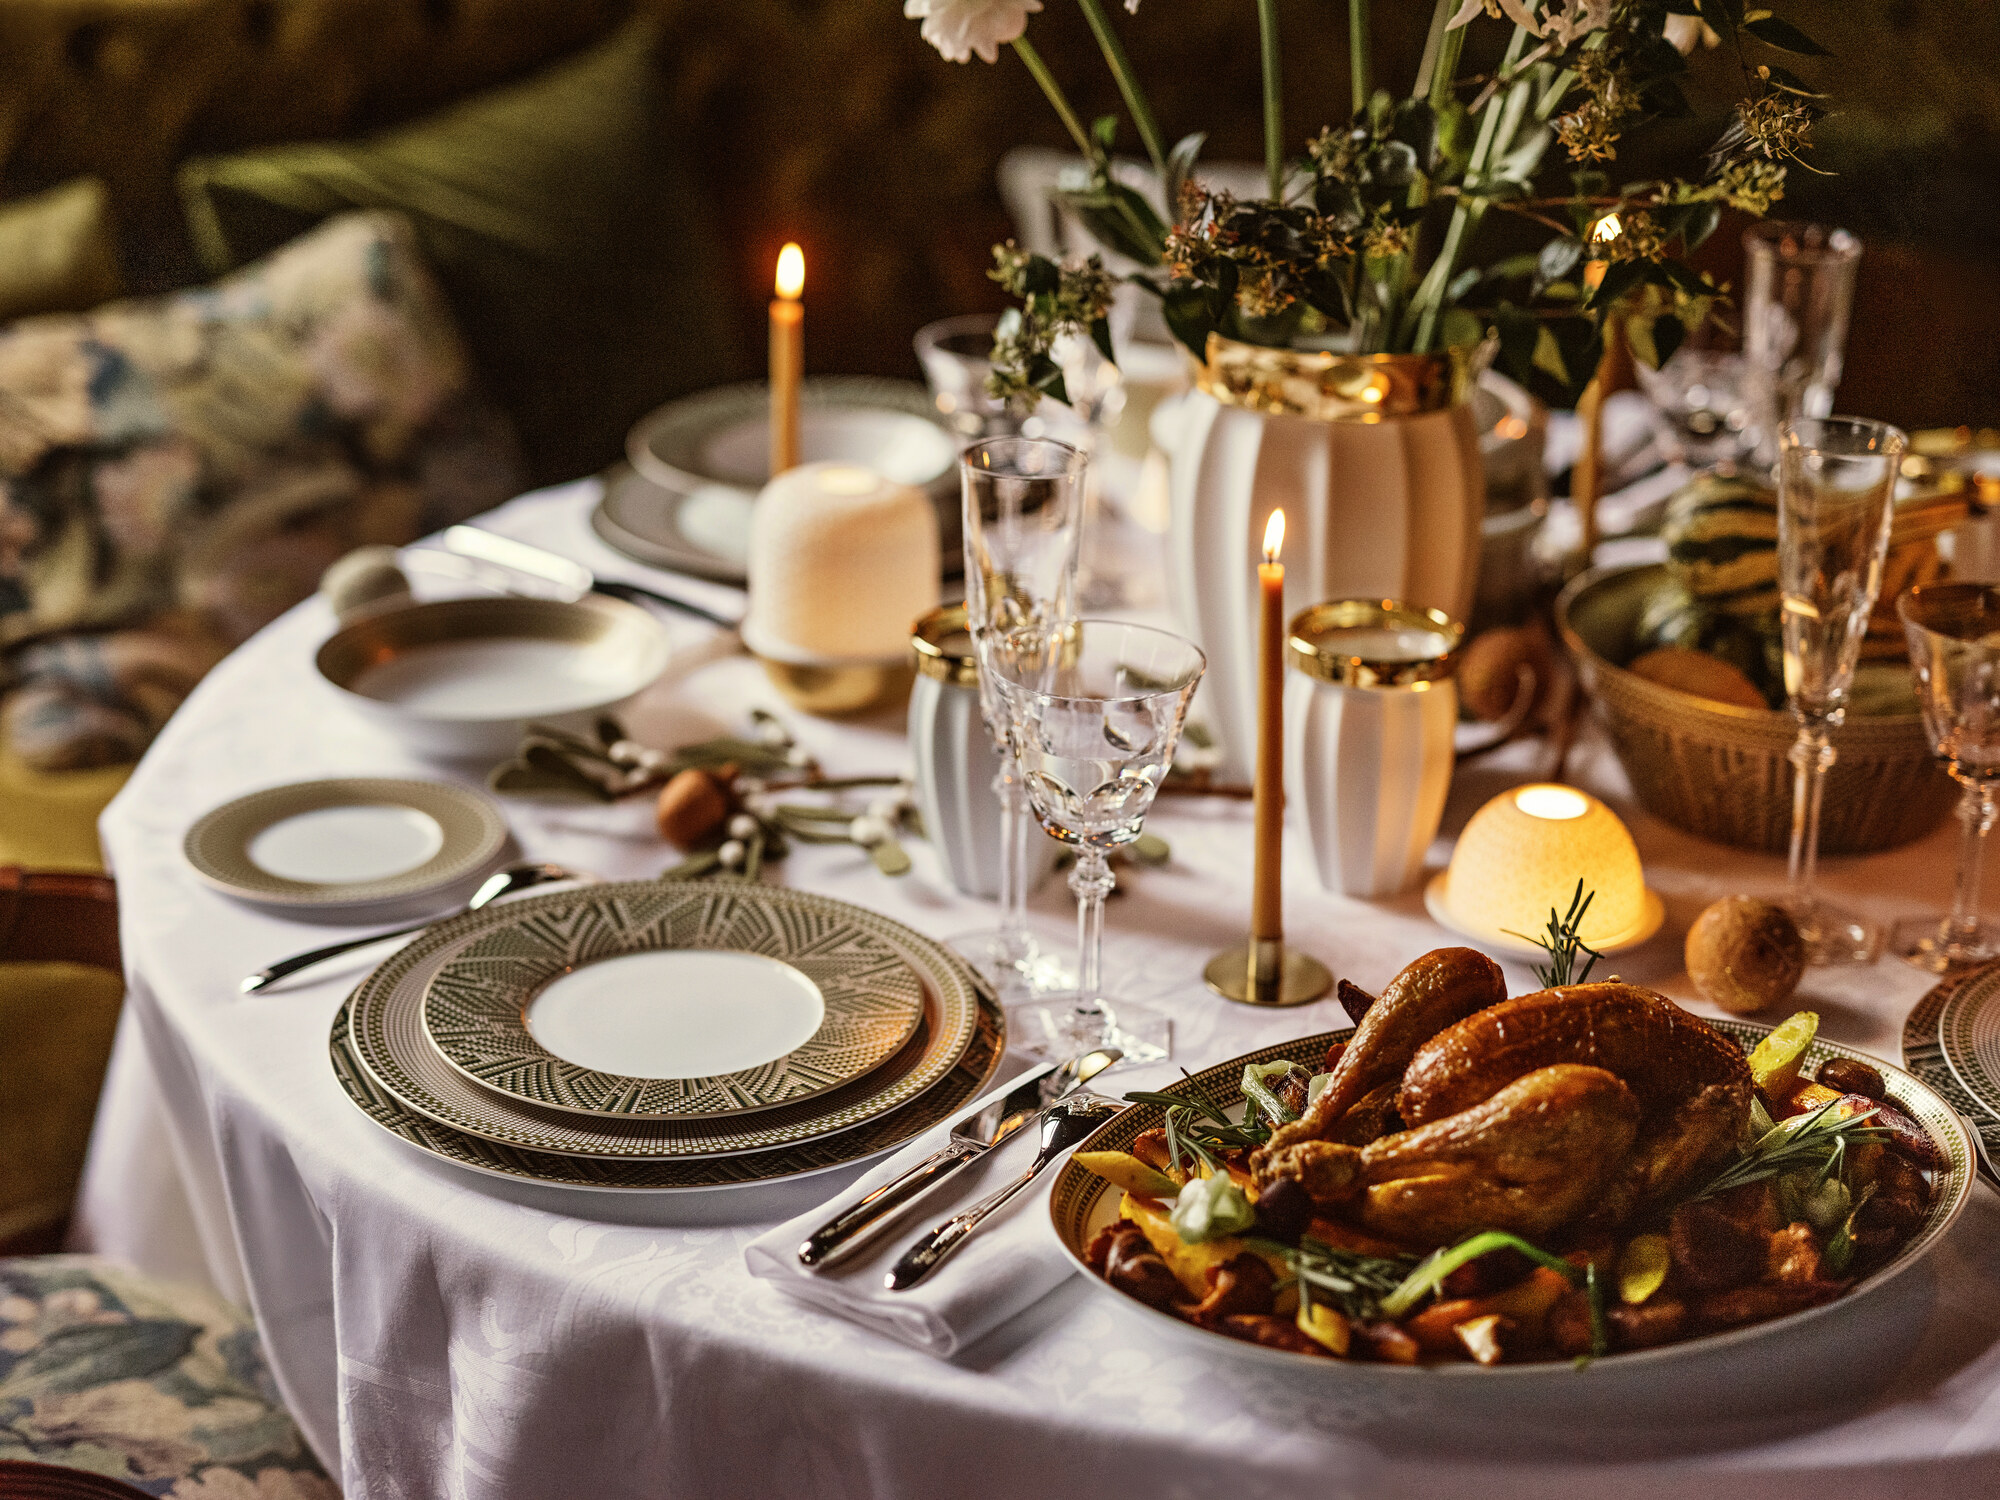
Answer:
top-left (904, 0), bottom-right (1830, 405)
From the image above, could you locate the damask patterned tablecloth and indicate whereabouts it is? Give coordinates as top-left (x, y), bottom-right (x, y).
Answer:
top-left (72, 481), bottom-right (2000, 1498)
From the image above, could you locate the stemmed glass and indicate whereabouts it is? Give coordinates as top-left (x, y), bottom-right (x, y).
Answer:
top-left (957, 436), bottom-right (1084, 998)
top-left (1776, 415), bottom-right (1907, 964)
top-left (1890, 583), bottom-right (2000, 971)
top-left (986, 619), bottom-right (1205, 1062)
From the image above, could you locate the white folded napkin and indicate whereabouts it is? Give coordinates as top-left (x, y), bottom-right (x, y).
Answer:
top-left (743, 1069), bottom-right (1082, 1357)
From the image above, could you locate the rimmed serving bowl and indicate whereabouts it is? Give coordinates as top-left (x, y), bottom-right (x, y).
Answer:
top-left (1049, 1019), bottom-right (1972, 1429)
top-left (316, 593), bottom-right (673, 758)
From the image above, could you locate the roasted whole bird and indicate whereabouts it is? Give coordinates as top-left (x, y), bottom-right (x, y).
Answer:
top-left (1080, 947), bottom-right (1941, 1365)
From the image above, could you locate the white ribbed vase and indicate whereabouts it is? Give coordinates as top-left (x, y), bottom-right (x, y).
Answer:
top-left (1168, 335), bottom-right (1487, 782)
top-left (1283, 601), bottom-right (1464, 898)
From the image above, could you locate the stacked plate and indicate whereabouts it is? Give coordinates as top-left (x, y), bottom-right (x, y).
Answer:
top-left (328, 881), bottom-right (1005, 1192)
top-left (1917, 962), bottom-right (2000, 1170)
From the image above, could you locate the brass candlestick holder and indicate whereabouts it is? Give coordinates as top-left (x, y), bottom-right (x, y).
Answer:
top-left (1204, 937), bottom-right (1333, 1008)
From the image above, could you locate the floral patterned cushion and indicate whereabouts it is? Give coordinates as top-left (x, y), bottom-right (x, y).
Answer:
top-left (0, 208), bottom-right (525, 770)
top-left (0, 1256), bottom-right (336, 1498)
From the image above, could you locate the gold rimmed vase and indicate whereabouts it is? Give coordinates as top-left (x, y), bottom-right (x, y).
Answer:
top-left (1167, 334), bottom-right (1490, 783)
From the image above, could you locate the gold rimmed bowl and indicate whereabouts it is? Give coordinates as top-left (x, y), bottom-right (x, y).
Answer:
top-left (317, 594), bottom-right (674, 758)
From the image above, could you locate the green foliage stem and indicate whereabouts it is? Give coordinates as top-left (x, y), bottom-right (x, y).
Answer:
top-left (1076, 0), bottom-right (1168, 174)
top-left (1011, 37), bottom-right (1094, 157)
top-left (1256, 0), bottom-right (1285, 200)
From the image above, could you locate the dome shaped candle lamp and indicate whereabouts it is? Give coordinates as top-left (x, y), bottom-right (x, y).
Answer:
top-left (742, 460), bottom-right (939, 715)
top-left (1425, 784), bottom-right (1665, 957)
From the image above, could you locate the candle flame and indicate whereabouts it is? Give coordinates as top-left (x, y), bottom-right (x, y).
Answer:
top-left (1591, 213), bottom-right (1623, 244)
top-left (1263, 509), bottom-right (1286, 563)
top-left (775, 243), bottom-right (805, 300)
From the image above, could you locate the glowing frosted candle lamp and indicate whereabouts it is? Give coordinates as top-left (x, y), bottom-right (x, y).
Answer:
top-left (1424, 783), bottom-right (1664, 956)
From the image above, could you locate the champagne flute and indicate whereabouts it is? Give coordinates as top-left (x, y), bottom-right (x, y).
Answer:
top-left (987, 619), bottom-right (1205, 1062)
top-left (956, 436), bottom-right (1084, 998)
top-left (1890, 583), bottom-right (2000, 971)
top-left (1776, 415), bottom-right (1906, 964)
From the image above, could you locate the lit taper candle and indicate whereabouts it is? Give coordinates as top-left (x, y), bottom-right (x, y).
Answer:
top-left (770, 243), bottom-right (804, 476)
top-left (1252, 508), bottom-right (1287, 942)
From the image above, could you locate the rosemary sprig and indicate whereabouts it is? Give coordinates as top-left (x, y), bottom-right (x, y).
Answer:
top-left (1692, 1097), bottom-right (1893, 1201)
top-left (1266, 1236), bottom-right (1419, 1323)
top-left (1125, 1076), bottom-right (1275, 1175)
top-left (1504, 879), bottom-right (1604, 988)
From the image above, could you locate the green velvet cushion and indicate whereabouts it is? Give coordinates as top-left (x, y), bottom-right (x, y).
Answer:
top-left (0, 1256), bottom-right (333, 1494)
top-left (0, 181), bottom-right (122, 325)
top-left (178, 15), bottom-right (747, 488)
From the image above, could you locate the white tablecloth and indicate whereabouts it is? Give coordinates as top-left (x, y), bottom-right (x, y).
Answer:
top-left (72, 481), bottom-right (2000, 1498)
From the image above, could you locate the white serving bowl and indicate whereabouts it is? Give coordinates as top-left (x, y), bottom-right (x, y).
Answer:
top-left (317, 594), bottom-right (673, 758)
top-left (1049, 1018), bottom-right (1972, 1434)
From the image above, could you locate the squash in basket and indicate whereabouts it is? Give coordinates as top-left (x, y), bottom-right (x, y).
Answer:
top-left (1664, 474), bottom-right (1779, 617)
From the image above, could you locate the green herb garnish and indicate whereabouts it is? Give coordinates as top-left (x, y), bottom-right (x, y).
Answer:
top-left (1505, 879), bottom-right (1604, 988)
top-left (1693, 1098), bottom-right (1892, 1201)
top-left (1271, 1237), bottom-right (1420, 1323)
top-left (1376, 1229), bottom-right (1608, 1361)
top-left (1240, 1062), bottom-right (1303, 1127)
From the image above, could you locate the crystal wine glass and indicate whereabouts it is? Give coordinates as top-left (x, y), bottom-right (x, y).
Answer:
top-left (1776, 415), bottom-right (1907, 964)
top-left (957, 435), bottom-right (1084, 998)
top-left (1890, 582), bottom-right (2000, 971)
top-left (986, 619), bottom-right (1205, 1062)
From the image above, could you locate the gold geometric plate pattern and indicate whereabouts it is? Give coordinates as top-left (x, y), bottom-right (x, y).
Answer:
top-left (1049, 1017), bottom-right (1971, 1377)
top-left (183, 777), bottom-right (508, 908)
top-left (345, 887), bottom-right (984, 1158)
top-left (421, 883), bottom-right (929, 1119)
top-left (331, 984), bottom-right (1004, 1192)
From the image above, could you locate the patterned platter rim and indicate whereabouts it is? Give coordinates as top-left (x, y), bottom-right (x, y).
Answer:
top-left (183, 777), bottom-right (508, 907)
top-left (420, 882), bottom-right (930, 1119)
top-left (332, 983), bottom-right (1005, 1192)
top-left (346, 882), bottom-right (982, 1156)
top-left (1048, 1017), bottom-right (1972, 1378)
top-left (1934, 964), bottom-right (2000, 1123)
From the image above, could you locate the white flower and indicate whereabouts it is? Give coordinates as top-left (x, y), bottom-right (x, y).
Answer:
top-left (1543, 0), bottom-right (1611, 45)
top-left (904, 0), bottom-right (1042, 64)
top-left (1664, 14), bottom-right (1721, 53)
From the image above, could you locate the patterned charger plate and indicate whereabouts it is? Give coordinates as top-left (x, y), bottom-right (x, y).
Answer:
top-left (1907, 965), bottom-right (2000, 1172)
top-left (1935, 963), bottom-right (2000, 1122)
top-left (1050, 1016), bottom-right (1971, 1379)
top-left (184, 777), bottom-right (507, 911)
top-left (420, 883), bottom-right (929, 1119)
top-left (346, 884), bottom-right (983, 1158)
top-left (332, 985), bottom-right (1004, 1193)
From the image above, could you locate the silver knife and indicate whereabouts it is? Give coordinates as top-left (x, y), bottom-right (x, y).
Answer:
top-left (436, 525), bottom-right (741, 630)
top-left (796, 1048), bottom-right (1120, 1270)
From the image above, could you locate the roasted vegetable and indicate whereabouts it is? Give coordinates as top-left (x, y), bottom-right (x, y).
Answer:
top-left (1747, 1010), bottom-right (1819, 1101)
top-left (1074, 1151), bottom-right (1179, 1200)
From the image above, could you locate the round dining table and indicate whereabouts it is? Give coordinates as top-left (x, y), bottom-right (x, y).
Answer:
top-left (71, 479), bottom-right (2000, 1498)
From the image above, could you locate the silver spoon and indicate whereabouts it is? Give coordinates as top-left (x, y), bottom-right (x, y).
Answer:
top-left (239, 861), bottom-right (588, 994)
top-left (885, 1096), bottom-right (1121, 1291)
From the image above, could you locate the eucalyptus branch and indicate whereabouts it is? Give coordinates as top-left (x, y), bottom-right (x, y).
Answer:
top-left (1076, 0), bottom-right (1167, 175)
top-left (1011, 37), bottom-right (1094, 158)
top-left (1408, 26), bottom-right (1533, 352)
top-left (1256, 0), bottom-right (1285, 200)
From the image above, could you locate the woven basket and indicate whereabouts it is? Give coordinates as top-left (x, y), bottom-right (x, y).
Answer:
top-left (1555, 564), bottom-right (1956, 855)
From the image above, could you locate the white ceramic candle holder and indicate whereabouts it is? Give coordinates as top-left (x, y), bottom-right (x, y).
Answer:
top-left (1284, 600), bottom-right (1462, 899)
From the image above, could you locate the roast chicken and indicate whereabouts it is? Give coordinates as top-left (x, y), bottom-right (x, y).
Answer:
top-left (1251, 954), bottom-right (1755, 1247)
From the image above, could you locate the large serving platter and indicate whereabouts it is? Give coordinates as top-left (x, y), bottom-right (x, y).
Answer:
top-left (346, 885), bottom-right (983, 1159)
top-left (332, 984), bottom-right (1003, 1192)
top-left (1049, 1018), bottom-right (1971, 1392)
top-left (421, 883), bottom-right (928, 1119)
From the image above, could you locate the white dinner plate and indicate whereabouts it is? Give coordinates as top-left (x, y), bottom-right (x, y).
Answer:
top-left (345, 882), bottom-right (984, 1158)
top-left (1936, 962), bottom-right (2000, 1121)
top-left (420, 883), bottom-right (928, 1120)
top-left (183, 778), bottom-right (508, 916)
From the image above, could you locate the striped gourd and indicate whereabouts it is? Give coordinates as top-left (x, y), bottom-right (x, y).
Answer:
top-left (1664, 475), bottom-right (1778, 617)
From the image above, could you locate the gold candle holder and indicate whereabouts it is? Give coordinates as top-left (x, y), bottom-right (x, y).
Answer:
top-left (1204, 937), bottom-right (1333, 1008)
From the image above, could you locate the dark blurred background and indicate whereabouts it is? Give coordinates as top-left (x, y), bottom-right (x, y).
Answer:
top-left (5, 0), bottom-right (1993, 485)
